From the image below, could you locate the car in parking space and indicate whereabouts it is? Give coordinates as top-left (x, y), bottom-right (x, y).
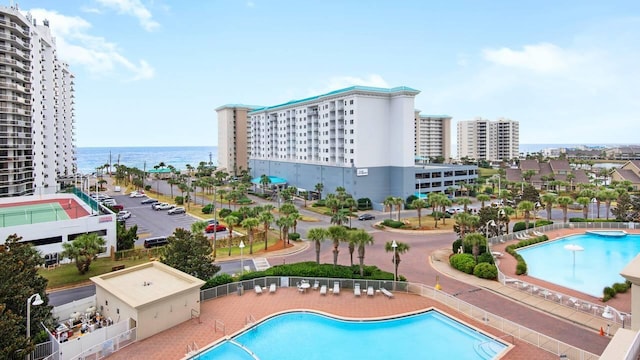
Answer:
top-left (358, 213), bottom-right (375, 221)
top-left (167, 207), bottom-right (186, 215)
top-left (101, 199), bottom-right (117, 207)
top-left (117, 210), bottom-right (132, 219)
top-left (129, 191), bottom-right (145, 198)
top-left (141, 198), bottom-right (158, 205)
top-left (205, 224), bottom-right (227, 233)
top-left (207, 219), bottom-right (219, 225)
top-left (155, 203), bottom-right (175, 211)
top-left (445, 207), bottom-right (463, 215)
top-left (143, 236), bottom-right (169, 248)
top-left (152, 202), bottom-right (168, 210)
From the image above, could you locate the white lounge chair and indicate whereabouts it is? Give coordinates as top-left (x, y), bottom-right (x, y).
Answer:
top-left (269, 283), bottom-right (276, 293)
top-left (491, 251), bottom-right (503, 258)
top-left (320, 285), bottom-right (327, 295)
top-left (367, 286), bottom-right (375, 297)
top-left (533, 230), bottom-right (545, 236)
top-left (380, 288), bottom-right (394, 299)
top-left (254, 285), bottom-right (263, 295)
top-left (333, 281), bottom-right (340, 295)
top-left (354, 283), bottom-right (361, 297)
top-left (312, 280), bottom-right (319, 291)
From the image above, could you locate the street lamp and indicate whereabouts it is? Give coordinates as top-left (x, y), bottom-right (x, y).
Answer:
top-left (26, 293), bottom-right (44, 360)
top-left (485, 219), bottom-right (496, 241)
top-left (239, 240), bottom-right (245, 275)
top-left (602, 305), bottom-right (626, 329)
top-left (391, 240), bottom-right (398, 282)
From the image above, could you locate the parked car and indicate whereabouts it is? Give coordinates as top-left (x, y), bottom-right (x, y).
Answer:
top-left (358, 213), bottom-right (375, 221)
top-left (168, 207), bottom-right (186, 215)
top-left (111, 204), bottom-right (124, 212)
top-left (143, 236), bottom-right (169, 248)
top-left (445, 207), bottom-right (463, 215)
top-left (141, 198), bottom-right (158, 205)
top-left (155, 203), bottom-right (175, 211)
top-left (117, 210), bottom-right (131, 219)
top-left (152, 202), bottom-right (168, 210)
top-left (207, 219), bottom-right (219, 225)
top-left (101, 199), bottom-right (117, 207)
top-left (205, 224), bottom-right (227, 233)
top-left (129, 191), bottom-right (145, 198)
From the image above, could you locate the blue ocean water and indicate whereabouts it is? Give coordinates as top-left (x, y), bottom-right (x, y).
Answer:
top-left (76, 146), bottom-right (218, 174)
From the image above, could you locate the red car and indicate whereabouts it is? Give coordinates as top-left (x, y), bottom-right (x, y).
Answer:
top-left (205, 224), bottom-right (227, 233)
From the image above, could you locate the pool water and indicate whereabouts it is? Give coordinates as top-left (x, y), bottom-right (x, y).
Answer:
top-left (195, 311), bottom-right (507, 360)
top-left (517, 233), bottom-right (640, 296)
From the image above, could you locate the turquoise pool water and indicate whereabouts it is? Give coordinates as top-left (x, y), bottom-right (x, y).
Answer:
top-left (195, 311), bottom-right (507, 360)
top-left (517, 232), bottom-right (640, 296)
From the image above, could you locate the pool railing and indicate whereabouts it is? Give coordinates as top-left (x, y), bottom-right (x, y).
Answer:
top-left (488, 221), bottom-right (634, 331)
top-left (200, 277), bottom-right (599, 360)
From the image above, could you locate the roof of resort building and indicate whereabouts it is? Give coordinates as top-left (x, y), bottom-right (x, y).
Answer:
top-left (616, 169), bottom-right (640, 183)
top-left (214, 104), bottom-right (264, 111)
top-left (549, 159), bottom-right (571, 172)
top-left (91, 261), bottom-right (205, 309)
top-left (519, 159), bottom-right (540, 171)
top-left (248, 85), bottom-right (420, 114)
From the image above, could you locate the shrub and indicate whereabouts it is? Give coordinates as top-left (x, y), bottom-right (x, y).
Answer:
top-left (202, 273), bottom-right (234, 289)
top-left (452, 239), bottom-right (463, 254)
top-left (219, 208), bottom-right (232, 218)
top-left (144, 185), bottom-right (152, 191)
top-left (174, 196), bottom-right (184, 205)
top-left (202, 204), bottom-right (213, 214)
top-left (513, 221), bottom-right (535, 232)
top-left (313, 200), bottom-right (326, 207)
top-left (431, 211), bottom-right (451, 219)
top-left (357, 198), bottom-right (372, 210)
top-left (405, 195), bottom-right (418, 209)
top-left (515, 261), bottom-right (527, 275)
top-left (477, 252), bottom-right (494, 265)
top-left (382, 219), bottom-right (404, 228)
top-left (450, 253), bottom-right (476, 274)
top-left (237, 197), bottom-right (253, 205)
top-left (473, 263), bottom-right (497, 279)
top-left (288, 233), bottom-right (301, 241)
top-left (603, 286), bottom-right (616, 301)
top-left (534, 220), bottom-right (553, 227)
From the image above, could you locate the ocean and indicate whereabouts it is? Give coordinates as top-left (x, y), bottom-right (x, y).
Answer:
top-left (76, 146), bottom-right (218, 174)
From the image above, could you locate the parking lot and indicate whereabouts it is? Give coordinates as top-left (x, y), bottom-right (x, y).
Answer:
top-left (110, 194), bottom-right (232, 247)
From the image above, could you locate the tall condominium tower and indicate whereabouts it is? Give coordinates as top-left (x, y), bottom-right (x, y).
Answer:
top-left (457, 117), bottom-right (519, 162)
top-left (414, 112), bottom-right (451, 162)
top-left (0, 6), bottom-right (75, 197)
top-left (215, 104), bottom-right (261, 176)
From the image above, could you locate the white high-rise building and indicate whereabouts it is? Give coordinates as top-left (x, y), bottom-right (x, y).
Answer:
top-left (215, 104), bottom-right (261, 176)
top-left (0, 6), bottom-right (75, 197)
top-left (414, 113), bottom-right (451, 161)
top-left (457, 117), bottom-right (519, 162)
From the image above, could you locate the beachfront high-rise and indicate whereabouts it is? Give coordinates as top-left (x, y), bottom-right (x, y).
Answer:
top-left (414, 113), bottom-right (452, 162)
top-left (0, 6), bottom-right (75, 197)
top-left (457, 117), bottom-right (519, 162)
top-left (215, 104), bottom-right (261, 176)
top-left (245, 86), bottom-right (477, 204)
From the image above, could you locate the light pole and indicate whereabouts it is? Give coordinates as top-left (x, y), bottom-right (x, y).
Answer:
top-left (485, 219), bottom-right (496, 251)
top-left (391, 240), bottom-right (398, 282)
top-left (26, 293), bottom-right (44, 360)
top-left (602, 305), bottom-right (626, 329)
top-left (239, 240), bottom-right (245, 275)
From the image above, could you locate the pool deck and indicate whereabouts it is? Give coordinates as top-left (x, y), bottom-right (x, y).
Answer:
top-left (106, 227), bottom-right (635, 360)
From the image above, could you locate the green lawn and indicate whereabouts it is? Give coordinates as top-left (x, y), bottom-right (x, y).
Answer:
top-left (478, 168), bottom-right (499, 177)
top-left (40, 257), bottom-right (151, 289)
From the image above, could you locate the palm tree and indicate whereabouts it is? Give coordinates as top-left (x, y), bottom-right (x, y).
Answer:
top-left (463, 233), bottom-right (486, 261)
top-left (259, 174), bottom-right (271, 194)
top-left (224, 215), bottom-right (239, 256)
top-left (60, 233), bottom-right (106, 275)
top-left (325, 196), bottom-right (341, 215)
top-left (327, 225), bottom-right (347, 266)
top-left (477, 194), bottom-right (490, 208)
top-left (576, 196), bottom-right (591, 220)
top-left (540, 193), bottom-right (557, 221)
top-left (440, 197), bottom-right (452, 225)
top-left (307, 227), bottom-right (328, 264)
top-left (385, 240), bottom-right (410, 281)
top-left (393, 197), bottom-right (404, 221)
top-left (330, 209), bottom-right (349, 226)
top-left (350, 229), bottom-right (374, 276)
top-left (343, 197), bottom-right (357, 228)
top-left (556, 196), bottom-right (573, 223)
top-left (566, 173), bottom-right (576, 192)
top-left (457, 197), bottom-right (472, 213)
top-left (258, 211), bottom-right (274, 250)
top-left (517, 200), bottom-right (535, 229)
top-left (314, 183), bottom-right (324, 200)
top-left (411, 199), bottom-right (428, 227)
top-left (383, 196), bottom-right (395, 219)
top-left (454, 212), bottom-right (477, 239)
top-left (602, 189), bottom-right (618, 220)
top-left (240, 217), bottom-right (259, 254)
top-left (428, 192), bottom-right (445, 228)
top-left (501, 206), bottom-right (515, 234)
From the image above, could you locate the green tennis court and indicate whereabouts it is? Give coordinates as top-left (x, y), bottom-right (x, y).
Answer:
top-left (0, 202), bottom-right (70, 227)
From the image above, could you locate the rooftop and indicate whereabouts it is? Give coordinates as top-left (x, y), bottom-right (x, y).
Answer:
top-left (91, 262), bottom-right (205, 309)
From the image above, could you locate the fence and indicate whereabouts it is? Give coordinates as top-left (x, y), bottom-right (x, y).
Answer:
top-left (489, 222), bottom-right (634, 330)
top-left (67, 327), bottom-right (137, 360)
top-left (114, 246), bottom-right (165, 261)
top-left (200, 276), bottom-right (599, 359)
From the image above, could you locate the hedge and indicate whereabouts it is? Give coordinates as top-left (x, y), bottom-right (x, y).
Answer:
top-left (505, 235), bottom-right (549, 275)
top-left (450, 253), bottom-right (476, 274)
top-left (382, 219), bottom-right (404, 228)
top-left (238, 262), bottom-right (396, 281)
top-left (473, 263), bottom-right (498, 280)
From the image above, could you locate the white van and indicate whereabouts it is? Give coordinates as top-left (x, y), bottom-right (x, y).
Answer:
top-left (114, 186), bottom-right (121, 192)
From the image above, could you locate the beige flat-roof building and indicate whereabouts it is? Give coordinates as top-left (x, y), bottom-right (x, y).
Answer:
top-left (457, 117), bottom-right (519, 162)
top-left (91, 262), bottom-right (205, 340)
top-left (414, 112), bottom-right (451, 162)
top-left (215, 104), bottom-right (261, 176)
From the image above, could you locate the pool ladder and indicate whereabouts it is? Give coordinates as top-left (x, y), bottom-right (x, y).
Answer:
top-left (246, 314), bottom-right (256, 326)
top-left (186, 341), bottom-right (199, 357)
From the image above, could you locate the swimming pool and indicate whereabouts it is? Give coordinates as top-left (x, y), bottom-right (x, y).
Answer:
top-left (518, 232), bottom-right (640, 296)
top-left (194, 311), bottom-right (508, 359)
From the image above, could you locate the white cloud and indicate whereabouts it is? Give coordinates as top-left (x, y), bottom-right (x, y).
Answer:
top-left (28, 9), bottom-right (155, 81)
top-left (482, 43), bottom-right (582, 74)
top-left (309, 74), bottom-right (390, 95)
top-left (246, 1), bottom-right (255, 8)
top-left (95, 0), bottom-right (159, 31)
top-left (81, 7), bottom-right (102, 14)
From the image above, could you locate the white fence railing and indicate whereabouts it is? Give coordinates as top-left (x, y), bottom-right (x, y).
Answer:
top-left (489, 222), bottom-right (634, 330)
top-left (200, 277), bottom-right (600, 359)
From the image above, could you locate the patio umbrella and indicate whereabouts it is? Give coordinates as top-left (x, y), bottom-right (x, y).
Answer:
top-left (564, 244), bottom-right (584, 266)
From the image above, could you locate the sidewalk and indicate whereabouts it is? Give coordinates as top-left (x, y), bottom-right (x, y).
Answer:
top-left (430, 249), bottom-right (621, 335)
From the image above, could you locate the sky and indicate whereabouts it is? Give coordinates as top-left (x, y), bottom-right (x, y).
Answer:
top-left (13, 0), bottom-right (640, 147)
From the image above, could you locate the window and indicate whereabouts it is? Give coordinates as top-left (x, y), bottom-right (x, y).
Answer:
top-left (350, 119), bottom-right (354, 124)
top-left (350, 110), bottom-right (354, 114)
